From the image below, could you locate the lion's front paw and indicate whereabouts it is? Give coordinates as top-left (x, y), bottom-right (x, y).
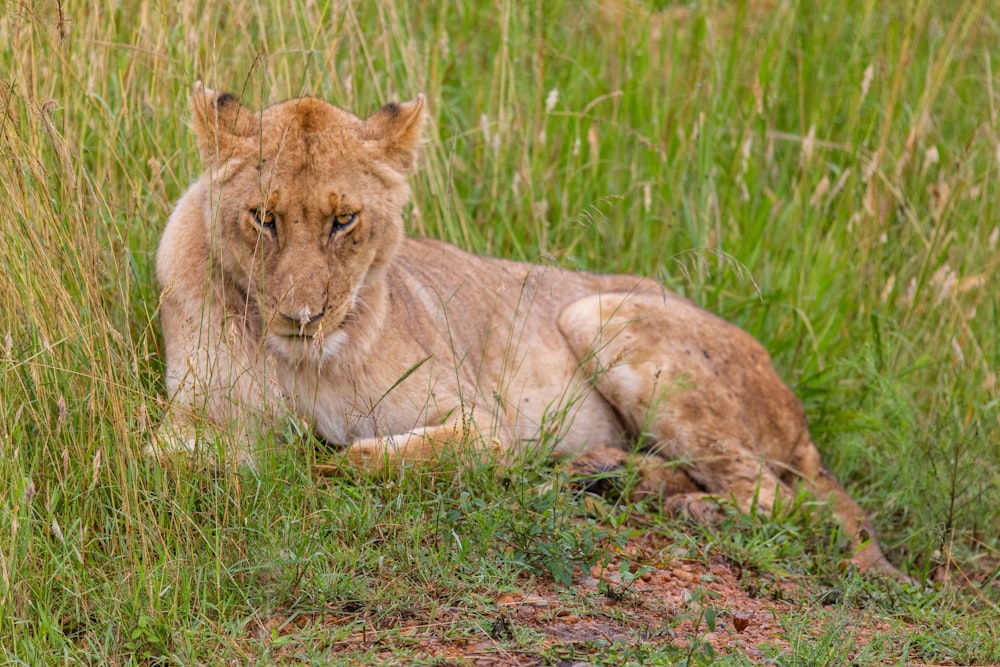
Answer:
top-left (147, 421), bottom-right (255, 470)
top-left (146, 424), bottom-right (197, 461)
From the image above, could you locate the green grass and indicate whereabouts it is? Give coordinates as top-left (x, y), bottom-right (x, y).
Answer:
top-left (2, 0), bottom-right (999, 663)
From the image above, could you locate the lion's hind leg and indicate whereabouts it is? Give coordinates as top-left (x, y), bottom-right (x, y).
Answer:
top-left (559, 292), bottom-right (907, 579)
top-left (565, 446), bottom-right (732, 523)
top-left (558, 292), bottom-right (793, 517)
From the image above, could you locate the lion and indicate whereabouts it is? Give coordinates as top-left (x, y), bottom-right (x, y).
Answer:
top-left (155, 83), bottom-right (901, 578)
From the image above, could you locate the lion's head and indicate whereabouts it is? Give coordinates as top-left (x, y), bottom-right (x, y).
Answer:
top-left (190, 83), bottom-right (425, 362)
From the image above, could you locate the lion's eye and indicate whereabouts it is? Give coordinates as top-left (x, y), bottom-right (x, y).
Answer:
top-left (251, 208), bottom-right (276, 235)
top-left (331, 212), bottom-right (358, 235)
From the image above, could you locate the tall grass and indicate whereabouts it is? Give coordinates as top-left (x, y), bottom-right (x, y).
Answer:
top-left (1, 0), bottom-right (998, 662)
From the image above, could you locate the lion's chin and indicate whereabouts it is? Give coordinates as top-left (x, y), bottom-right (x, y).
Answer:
top-left (266, 329), bottom-right (349, 366)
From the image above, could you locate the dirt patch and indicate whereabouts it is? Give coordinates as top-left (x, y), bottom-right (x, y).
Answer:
top-left (258, 529), bottom-right (902, 664)
top-left (495, 553), bottom-right (809, 662)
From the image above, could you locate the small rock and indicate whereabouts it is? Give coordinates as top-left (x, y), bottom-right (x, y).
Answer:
top-left (732, 612), bottom-right (753, 633)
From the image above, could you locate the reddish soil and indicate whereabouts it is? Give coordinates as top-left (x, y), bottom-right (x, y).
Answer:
top-left (260, 530), bottom-right (905, 665)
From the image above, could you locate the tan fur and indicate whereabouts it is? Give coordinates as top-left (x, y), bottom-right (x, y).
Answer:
top-left (155, 84), bottom-right (900, 577)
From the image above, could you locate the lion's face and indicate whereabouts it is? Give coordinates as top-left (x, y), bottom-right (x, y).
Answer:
top-left (190, 85), bottom-right (425, 362)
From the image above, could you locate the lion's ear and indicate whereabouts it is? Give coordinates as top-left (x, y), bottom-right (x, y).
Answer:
top-left (190, 81), bottom-right (259, 166)
top-left (363, 94), bottom-right (426, 172)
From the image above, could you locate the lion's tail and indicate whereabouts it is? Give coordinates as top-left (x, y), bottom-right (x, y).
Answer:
top-left (811, 466), bottom-right (912, 582)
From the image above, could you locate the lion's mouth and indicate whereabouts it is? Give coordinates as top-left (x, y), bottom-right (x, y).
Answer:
top-left (280, 327), bottom-right (325, 342)
top-left (272, 309), bottom-right (352, 342)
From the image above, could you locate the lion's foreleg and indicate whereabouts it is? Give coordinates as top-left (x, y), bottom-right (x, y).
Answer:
top-left (344, 420), bottom-right (505, 471)
top-left (152, 294), bottom-right (283, 466)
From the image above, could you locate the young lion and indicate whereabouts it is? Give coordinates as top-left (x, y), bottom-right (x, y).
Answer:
top-left (156, 83), bottom-right (899, 577)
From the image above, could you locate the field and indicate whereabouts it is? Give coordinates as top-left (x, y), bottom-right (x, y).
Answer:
top-left (1, 0), bottom-right (999, 663)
